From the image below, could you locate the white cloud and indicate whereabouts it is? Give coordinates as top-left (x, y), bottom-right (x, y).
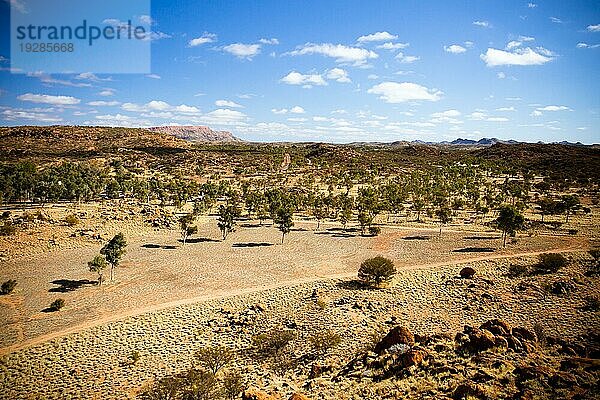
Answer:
top-left (497, 72), bottom-right (506, 79)
top-left (174, 104), bottom-right (201, 113)
top-left (576, 42), bottom-right (600, 49)
top-left (432, 110), bottom-right (461, 118)
top-left (17, 93), bottom-right (80, 105)
top-left (287, 43), bottom-right (378, 66)
top-left (537, 105), bottom-right (571, 111)
top-left (376, 42), bottom-right (409, 50)
top-left (368, 82), bottom-right (443, 103)
top-left (430, 109), bottom-right (462, 124)
top-left (280, 71), bottom-right (327, 87)
top-left (271, 108), bottom-right (288, 114)
top-left (121, 100), bottom-right (200, 114)
top-left (530, 110), bottom-right (543, 117)
top-left (528, 3), bottom-right (537, 8)
top-left (480, 47), bottom-right (554, 66)
top-left (469, 111), bottom-right (488, 120)
top-left (587, 24), bottom-right (600, 32)
top-left (444, 44), bottom-right (467, 54)
top-left (290, 106), bottom-right (305, 114)
top-left (2, 108), bottom-right (62, 122)
top-left (200, 109), bottom-right (247, 125)
top-left (99, 89), bottom-right (115, 96)
top-left (188, 33), bottom-right (217, 47)
top-left (550, 17), bottom-right (563, 24)
top-left (223, 43), bottom-right (261, 59)
top-left (215, 99), bottom-right (243, 108)
top-left (367, 74), bottom-right (379, 80)
top-left (94, 113), bottom-right (151, 127)
top-left (6, 0), bottom-right (27, 13)
top-left (496, 106), bottom-right (516, 111)
top-left (146, 74), bottom-right (161, 79)
top-left (487, 117), bottom-right (509, 122)
top-left (473, 21), bottom-right (490, 28)
top-left (395, 52), bottom-right (420, 63)
top-left (259, 38), bottom-right (279, 45)
top-left (26, 72), bottom-right (92, 88)
top-left (326, 68), bottom-right (351, 83)
top-left (75, 72), bottom-right (112, 82)
top-left (357, 31), bottom-right (398, 43)
top-left (88, 101), bottom-right (120, 106)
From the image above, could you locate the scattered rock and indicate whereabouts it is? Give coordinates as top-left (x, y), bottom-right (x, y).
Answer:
top-left (459, 267), bottom-right (476, 279)
top-left (452, 381), bottom-right (485, 399)
top-left (374, 326), bottom-right (415, 354)
top-left (242, 388), bottom-right (281, 400)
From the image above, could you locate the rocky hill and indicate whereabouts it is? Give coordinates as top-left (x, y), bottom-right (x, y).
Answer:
top-left (147, 126), bottom-right (241, 142)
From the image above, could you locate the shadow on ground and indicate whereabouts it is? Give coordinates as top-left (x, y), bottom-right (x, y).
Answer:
top-left (464, 236), bottom-right (500, 240)
top-left (49, 279), bottom-right (97, 293)
top-left (403, 235), bottom-right (430, 240)
top-left (452, 247), bottom-right (495, 253)
top-left (232, 242), bottom-right (274, 248)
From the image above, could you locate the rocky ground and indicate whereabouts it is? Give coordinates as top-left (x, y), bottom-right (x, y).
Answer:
top-left (0, 251), bottom-right (598, 399)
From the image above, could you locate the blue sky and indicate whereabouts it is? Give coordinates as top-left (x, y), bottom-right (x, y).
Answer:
top-left (1, 0), bottom-right (599, 143)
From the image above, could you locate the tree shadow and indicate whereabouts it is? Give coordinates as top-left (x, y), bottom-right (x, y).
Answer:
top-left (314, 231), bottom-right (356, 238)
top-left (464, 236), bottom-right (500, 240)
top-left (49, 279), bottom-right (97, 293)
top-left (452, 247), bottom-right (495, 253)
top-left (179, 237), bottom-right (220, 244)
top-left (142, 243), bottom-right (182, 249)
top-left (240, 223), bottom-right (264, 228)
top-left (291, 227), bottom-right (308, 232)
top-left (335, 279), bottom-right (372, 291)
top-left (402, 235), bottom-right (430, 240)
top-left (41, 307), bottom-right (60, 313)
top-left (232, 242), bottom-right (274, 248)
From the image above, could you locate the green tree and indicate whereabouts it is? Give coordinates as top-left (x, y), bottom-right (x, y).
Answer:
top-left (88, 254), bottom-right (108, 286)
top-left (100, 233), bottom-right (127, 281)
top-left (274, 207), bottom-right (294, 244)
top-left (435, 206), bottom-right (452, 237)
top-left (494, 205), bottom-right (525, 247)
top-left (217, 205), bottom-right (238, 240)
top-left (358, 256), bottom-right (396, 286)
top-left (560, 195), bottom-right (580, 223)
top-left (179, 213), bottom-right (198, 245)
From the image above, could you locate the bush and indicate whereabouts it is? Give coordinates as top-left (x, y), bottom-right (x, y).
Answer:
top-left (129, 350), bottom-right (140, 365)
top-left (308, 330), bottom-right (342, 355)
top-left (194, 346), bottom-right (234, 374)
top-left (49, 298), bottom-right (65, 311)
top-left (0, 222), bottom-right (17, 236)
top-left (222, 370), bottom-right (244, 400)
top-left (1, 279), bottom-right (17, 294)
top-left (64, 214), bottom-right (79, 226)
top-left (358, 256), bottom-right (396, 286)
top-left (368, 226), bottom-right (381, 236)
top-left (252, 328), bottom-right (296, 357)
top-left (535, 253), bottom-right (568, 274)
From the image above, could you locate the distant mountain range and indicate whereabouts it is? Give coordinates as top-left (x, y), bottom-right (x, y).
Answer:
top-left (376, 137), bottom-right (590, 147)
top-left (147, 126), bottom-right (241, 142)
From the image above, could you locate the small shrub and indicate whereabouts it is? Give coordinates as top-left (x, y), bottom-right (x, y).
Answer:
top-left (252, 328), bottom-right (296, 357)
top-left (508, 264), bottom-right (528, 277)
top-left (533, 323), bottom-right (546, 346)
top-left (35, 210), bottom-right (48, 221)
top-left (308, 330), bottom-right (342, 355)
top-left (22, 212), bottom-right (35, 222)
top-left (179, 368), bottom-right (217, 400)
top-left (129, 350), bottom-right (140, 365)
top-left (64, 214), bottom-right (79, 226)
top-left (546, 280), bottom-right (574, 296)
top-left (316, 297), bottom-right (329, 310)
top-left (194, 346), bottom-right (234, 374)
top-left (535, 253), bottom-right (568, 274)
top-left (567, 229), bottom-right (578, 235)
top-left (222, 370), bottom-right (244, 400)
top-left (358, 256), bottom-right (396, 286)
top-left (1, 279), bottom-right (17, 295)
top-left (49, 298), bottom-right (65, 311)
top-left (368, 226), bottom-right (381, 236)
top-left (0, 222), bottom-right (17, 236)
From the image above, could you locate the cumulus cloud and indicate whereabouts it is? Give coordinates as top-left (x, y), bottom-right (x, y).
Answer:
top-left (550, 17), bottom-right (563, 24)
top-left (99, 89), bottom-right (115, 96)
top-left (259, 38), bottom-right (279, 45)
top-left (480, 47), bottom-right (554, 66)
top-left (368, 82), bottom-right (443, 103)
top-left (357, 31), bottom-right (398, 43)
top-left (223, 43), bottom-right (261, 59)
top-left (188, 33), bottom-right (217, 47)
top-left (376, 42), bottom-right (409, 50)
top-left (215, 99), bottom-right (243, 108)
top-left (286, 43), bottom-right (378, 66)
top-left (537, 105), bottom-right (571, 111)
top-left (444, 44), bottom-right (467, 54)
top-left (290, 106), bottom-right (305, 114)
top-left (279, 71), bottom-right (327, 87)
top-left (587, 24), bottom-right (600, 32)
top-left (528, 3), bottom-right (537, 8)
top-left (576, 42), bottom-right (600, 49)
top-left (395, 52), bottom-right (420, 63)
top-left (17, 93), bottom-right (80, 105)
top-left (121, 100), bottom-right (200, 114)
top-left (326, 68), bottom-right (351, 83)
top-left (2, 108), bottom-right (62, 122)
top-left (473, 21), bottom-right (490, 28)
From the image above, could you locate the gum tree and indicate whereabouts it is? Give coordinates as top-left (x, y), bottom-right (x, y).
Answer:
top-left (100, 233), bottom-right (127, 281)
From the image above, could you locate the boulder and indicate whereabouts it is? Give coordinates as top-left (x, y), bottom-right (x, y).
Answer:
top-left (480, 319), bottom-right (511, 336)
top-left (289, 394), bottom-right (310, 400)
top-left (457, 327), bottom-right (497, 353)
top-left (452, 381), bottom-right (485, 399)
top-left (396, 349), bottom-right (428, 368)
top-left (512, 327), bottom-right (537, 343)
top-left (459, 267), bottom-right (476, 279)
top-left (374, 326), bottom-right (415, 354)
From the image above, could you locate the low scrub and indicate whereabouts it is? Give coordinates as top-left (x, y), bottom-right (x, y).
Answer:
top-left (48, 299), bottom-right (65, 312)
top-left (534, 253), bottom-right (568, 274)
top-left (309, 330), bottom-right (342, 355)
top-left (1, 279), bottom-right (17, 295)
top-left (195, 346), bottom-right (234, 375)
top-left (358, 256), bottom-right (396, 286)
top-left (252, 328), bottom-right (296, 357)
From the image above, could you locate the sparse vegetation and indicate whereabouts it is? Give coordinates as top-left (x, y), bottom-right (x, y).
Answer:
top-left (535, 253), bottom-right (569, 274)
top-left (194, 346), bottom-right (234, 375)
top-left (88, 255), bottom-right (108, 286)
top-left (48, 298), bottom-right (65, 312)
top-left (64, 214), bottom-right (79, 226)
top-left (252, 328), bottom-right (296, 357)
top-left (1, 279), bottom-right (17, 294)
top-left (308, 329), bottom-right (342, 355)
top-left (100, 233), bottom-right (127, 281)
top-left (358, 256), bottom-right (396, 286)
